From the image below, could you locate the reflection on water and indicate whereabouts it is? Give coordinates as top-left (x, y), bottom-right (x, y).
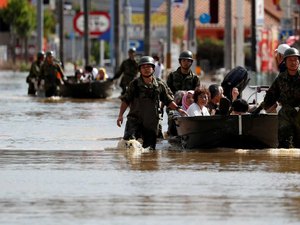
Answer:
top-left (0, 71), bottom-right (300, 225)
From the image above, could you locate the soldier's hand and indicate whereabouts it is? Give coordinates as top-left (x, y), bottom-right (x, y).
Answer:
top-left (178, 108), bottom-right (188, 117)
top-left (117, 115), bottom-right (123, 127)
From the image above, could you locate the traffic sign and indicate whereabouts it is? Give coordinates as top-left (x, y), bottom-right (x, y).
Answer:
top-left (199, 13), bottom-right (211, 24)
top-left (73, 11), bottom-right (110, 37)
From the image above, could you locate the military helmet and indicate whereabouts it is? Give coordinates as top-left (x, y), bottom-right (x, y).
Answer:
top-left (46, 51), bottom-right (54, 57)
top-left (37, 51), bottom-right (45, 59)
top-left (276, 44), bottom-right (290, 55)
top-left (128, 47), bottom-right (136, 53)
top-left (283, 47), bottom-right (300, 60)
top-left (138, 56), bottom-right (155, 69)
top-left (179, 50), bottom-right (193, 61)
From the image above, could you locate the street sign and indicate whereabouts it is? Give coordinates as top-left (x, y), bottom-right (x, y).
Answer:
top-left (199, 13), bottom-right (211, 24)
top-left (73, 11), bottom-right (110, 37)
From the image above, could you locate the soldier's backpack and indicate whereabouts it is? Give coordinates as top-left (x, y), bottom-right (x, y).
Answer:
top-left (221, 66), bottom-right (250, 101)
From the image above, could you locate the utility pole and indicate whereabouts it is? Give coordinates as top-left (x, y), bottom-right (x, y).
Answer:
top-left (58, 0), bottom-right (64, 68)
top-left (114, 0), bottom-right (121, 71)
top-left (236, 0), bottom-right (244, 67)
top-left (187, 0), bottom-right (195, 51)
top-left (83, 0), bottom-right (90, 66)
top-left (123, 0), bottom-right (132, 59)
top-left (37, 0), bottom-right (43, 52)
top-left (224, 0), bottom-right (233, 71)
top-left (251, 0), bottom-right (256, 72)
top-left (166, 0), bottom-right (172, 69)
top-left (144, 0), bottom-right (151, 55)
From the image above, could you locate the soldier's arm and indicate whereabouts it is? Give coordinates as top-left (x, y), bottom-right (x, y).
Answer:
top-left (263, 78), bottom-right (280, 110)
top-left (113, 61), bottom-right (125, 80)
top-left (117, 101), bottom-right (128, 127)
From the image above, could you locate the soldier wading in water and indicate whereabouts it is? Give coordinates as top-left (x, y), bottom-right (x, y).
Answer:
top-left (254, 47), bottom-right (300, 148)
top-left (110, 47), bottom-right (139, 96)
top-left (116, 56), bottom-right (187, 150)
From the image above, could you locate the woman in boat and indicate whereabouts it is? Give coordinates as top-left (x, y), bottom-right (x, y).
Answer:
top-left (96, 67), bottom-right (108, 81)
top-left (187, 87), bottom-right (210, 116)
top-left (181, 90), bottom-right (194, 111)
top-left (116, 56), bottom-right (187, 150)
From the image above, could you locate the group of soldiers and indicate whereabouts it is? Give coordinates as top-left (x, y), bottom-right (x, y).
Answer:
top-left (26, 51), bottom-right (65, 97)
top-left (113, 48), bottom-right (200, 150)
top-left (114, 45), bottom-right (300, 150)
top-left (26, 45), bottom-right (300, 149)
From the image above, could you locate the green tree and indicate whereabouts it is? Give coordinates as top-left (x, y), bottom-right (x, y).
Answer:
top-left (43, 8), bottom-right (56, 40)
top-left (0, 0), bottom-right (36, 63)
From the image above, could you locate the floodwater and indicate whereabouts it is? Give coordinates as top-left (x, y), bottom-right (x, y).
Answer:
top-left (0, 71), bottom-right (300, 225)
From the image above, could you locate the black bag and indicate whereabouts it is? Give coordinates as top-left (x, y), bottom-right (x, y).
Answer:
top-left (221, 66), bottom-right (250, 101)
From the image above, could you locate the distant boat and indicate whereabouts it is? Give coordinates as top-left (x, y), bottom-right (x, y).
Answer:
top-left (174, 114), bottom-right (278, 149)
top-left (61, 78), bottom-right (114, 99)
top-left (31, 77), bottom-right (114, 99)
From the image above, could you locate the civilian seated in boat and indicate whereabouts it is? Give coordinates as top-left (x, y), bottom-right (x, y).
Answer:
top-left (181, 90), bottom-right (194, 111)
top-left (75, 69), bottom-right (84, 83)
top-left (230, 98), bottom-right (249, 115)
top-left (96, 67), bottom-right (108, 81)
top-left (207, 84), bottom-right (239, 115)
top-left (207, 84), bottom-right (224, 115)
top-left (187, 87), bottom-right (210, 116)
top-left (167, 90), bottom-right (186, 137)
top-left (80, 65), bottom-right (98, 82)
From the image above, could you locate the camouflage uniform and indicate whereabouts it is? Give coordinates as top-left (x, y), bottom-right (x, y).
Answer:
top-left (26, 60), bottom-right (43, 95)
top-left (167, 67), bottom-right (200, 94)
top-left (263, 69), bottom-right (300, 148)
top-left (121, 77), bottom-right (174, 149)
top-left (114, 58), bottom-right (139, 96)
top-left (40, 61), bottom-right (65, 97)
top-left (166, 67), bottom-right (200, 135)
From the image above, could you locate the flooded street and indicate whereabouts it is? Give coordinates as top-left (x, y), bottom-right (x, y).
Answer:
top-left (0, 71), bottom-right (300, 225)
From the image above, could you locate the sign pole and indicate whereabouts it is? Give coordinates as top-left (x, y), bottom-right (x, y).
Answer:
top-left (84, 0), bottom-right (90, 66)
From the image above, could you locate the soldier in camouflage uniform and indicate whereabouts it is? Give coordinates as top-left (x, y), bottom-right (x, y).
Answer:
top-left (111, 47), bottom-right (139, 96)
top-left (166, 50), bottom-right (200, 136)
top-left (257, 48), bottom-right (300, 148)
top-left (26, 51), bottom-right (45, 95)
top-left (117, 56), bottom-right (187, 149)
top-left (40, 51), bottom-right (65, 97)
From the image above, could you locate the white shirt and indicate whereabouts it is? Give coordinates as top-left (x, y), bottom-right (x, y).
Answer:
top-left (154, 61), bottom-right (165, 79)
top-left (187, 103), bottom-right (210, 116)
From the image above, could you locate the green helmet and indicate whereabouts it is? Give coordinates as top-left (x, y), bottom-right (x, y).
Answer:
top-left (283, 47), bottom-right (300, 60)
top-left (138, 56), bottom-right (155, 69)
top-left (128, 47), bottom-right (136, 53)
top-left (179, 50), bottom-right (193, 61)
top-left (46, 51), bottom-right (54, 57)
top-left (37, 51), bottom-right (45, 59)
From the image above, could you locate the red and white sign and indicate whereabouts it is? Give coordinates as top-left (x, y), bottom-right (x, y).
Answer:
top-left (73, 11), bottom-right (110, 37)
